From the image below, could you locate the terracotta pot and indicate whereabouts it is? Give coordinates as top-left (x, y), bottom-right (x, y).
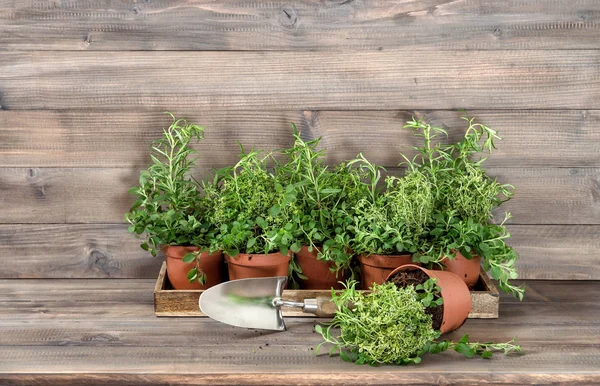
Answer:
top-left (225, 251), bottom-right (291, 280)
top-left (386, 264), bottom-right (472, 334)
top-left (440, 252), bottom-right (481, 288)
top-left (295, 246), bottom-right (347, 290)
top-left (358, 253), bottom-right (414, 290)
top-left (162, 246), bottom-right (224, 290)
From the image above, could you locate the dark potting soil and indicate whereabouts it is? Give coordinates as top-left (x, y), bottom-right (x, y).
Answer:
top-left (389, 270), bottom-right (444, 331)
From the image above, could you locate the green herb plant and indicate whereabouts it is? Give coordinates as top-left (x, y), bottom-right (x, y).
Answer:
top-left (315, 281), bottom-right (522, 365)
top-left (125, 114), bottom-right (216, 285)
top-left (277, 126), bottom-right (371, 279)
top-left (401, 114), bottom-right (524, 299)
top-left (208, 145), bottom-right (299, 258)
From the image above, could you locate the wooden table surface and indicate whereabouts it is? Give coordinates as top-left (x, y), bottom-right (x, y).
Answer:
top-left (0, 279), bottom-right (598, 385)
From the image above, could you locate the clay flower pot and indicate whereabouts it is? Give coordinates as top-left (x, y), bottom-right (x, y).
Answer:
top-left (440, 251), bottom-right (482, 288)
top-left (386, 264), bottom-right (472, 334)
top-left (162, 246), bottom-right (224, 290)
top-left (295, 246), bottom-right (347, 290)
top-left (358, 253), bottom-right (414, 290)
top-left (225, 251), bottom-right (291, 281)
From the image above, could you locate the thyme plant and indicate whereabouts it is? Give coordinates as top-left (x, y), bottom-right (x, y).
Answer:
top-left (208, 146), bottom-right (299, 257)
top-left (316, 281), bottom-right (522, 365)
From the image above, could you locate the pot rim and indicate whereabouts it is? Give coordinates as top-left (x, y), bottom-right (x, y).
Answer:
top-left (225, 252), bottom-right (292, 267)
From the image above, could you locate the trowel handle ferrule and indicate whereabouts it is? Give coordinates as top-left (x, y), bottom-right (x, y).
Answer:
top-left (303, 297), bottom-right (337, 318)
top-left (274, 297), bottom-right (337, 318)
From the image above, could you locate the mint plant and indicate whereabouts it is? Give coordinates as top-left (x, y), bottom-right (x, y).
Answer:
top-left (125, 114), bottom-right (217, 285)
top-left (315, 281), bottom-right (522, 365)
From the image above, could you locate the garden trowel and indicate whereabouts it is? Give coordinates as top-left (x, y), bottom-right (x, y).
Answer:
top-left (199, 276), bottom-right (337, 331)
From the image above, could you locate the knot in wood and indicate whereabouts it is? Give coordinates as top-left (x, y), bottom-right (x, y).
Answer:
top-left (279, 6), bottom-right (298, 29)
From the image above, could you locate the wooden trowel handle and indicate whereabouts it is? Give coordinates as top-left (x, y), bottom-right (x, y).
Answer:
top-left (303, 297), bottom-right (352, 318)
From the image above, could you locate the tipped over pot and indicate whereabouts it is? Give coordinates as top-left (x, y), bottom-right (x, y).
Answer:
top-left (225, 251), bottom-right (291, 281)
top-left (358, 253), bottom-right (414, 290)
top-left (163, 246), bottom-right (224, 290)
top-left (386, 264), bottom-right (471, 334)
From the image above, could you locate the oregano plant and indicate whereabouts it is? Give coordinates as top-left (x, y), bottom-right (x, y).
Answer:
top-left (276, 126), bottom-right (371, 278)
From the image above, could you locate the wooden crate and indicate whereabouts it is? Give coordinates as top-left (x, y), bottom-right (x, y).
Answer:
top-left (154, 262), bottom-right (499, 318)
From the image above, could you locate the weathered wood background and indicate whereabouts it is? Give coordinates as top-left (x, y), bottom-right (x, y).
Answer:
top-left (1, 0), bottom-right (599, 281)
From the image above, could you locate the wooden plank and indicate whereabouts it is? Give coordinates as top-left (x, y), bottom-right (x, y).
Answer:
top-left (0, 225), bottom-right (598, 280)
top-left (2, 109), bottom-right (600, 168)
top-left (0, 343), bottom-right (597, 375)
top-left (0, 279), bottom-right (599, 381)
top-left (1, 167), bottom-right (598, 225)
top-left (507, 225), bottom-right (600, 280)
top-left (1, 315), bottom-right (598, 347)
top-left (1, 1), bottom-right (600, 51)
top-left (0, 224), bottom-right (162, 279)
top-left (0, 279), bottom-right (597, 386)
top-left (1, 51), bottom-right (600, 110)
top-left (1, 373), bottom-right (600, 386)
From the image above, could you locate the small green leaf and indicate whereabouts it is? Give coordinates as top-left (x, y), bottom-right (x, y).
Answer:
top-left (455, 343), bottom-right (475, 358)
top-left (481, 350), bottom-right (493, 359)
top-left (314, 342), bottom-right (323, 356)
top-left (182, 253), bottom-right (196, 263)
top-left (186, 267), bottom-right (197, 280)
top-left (490, 265), bottom-right (502, 280)
top-left (290, 242), bottom-right (302, 253)
top-left (246, 238), bottom-right (256, 250)
top-left (339, 350), bottom-right (352, 362)
top-left (320, 188), bottom-right (342, 195)
top-left (269, 205), bottom-right (281, 216)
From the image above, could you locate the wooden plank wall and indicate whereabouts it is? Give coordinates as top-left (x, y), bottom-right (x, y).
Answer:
top-left (0, 1), bottom-right (599, 280)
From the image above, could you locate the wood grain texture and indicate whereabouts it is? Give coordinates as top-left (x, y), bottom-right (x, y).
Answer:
top-left (1, 51), bottom-right (600, 110)
top-left (1, 167), bottom-right (598, 225)
top-left (2, 109), bottom-right (599, 168)
top-left (0, 224), bottom-right (162, 279)
top-left (0, 224), bottom-right (598, 280)
top-left (1, 373), bottom-right (600, 386)
top-left (0, 279), bottom-right (598, 384)
top-left (154, 263), bottom-right (499, 318)
top-left (1, 1), bottom-right (600, 51)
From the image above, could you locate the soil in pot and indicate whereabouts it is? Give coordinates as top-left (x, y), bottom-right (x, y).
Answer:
top-left (225, 252), bottom-right (291, 281)
top-left (163, 246), bottom-right (224, 290)
top-left (358, 254), bottom-right (414, 290)
top-left (439, 252), bottom-right (481, 288)
top-left (388, 269), bottom-right (444, 331)
top-left (387, 264), bottom-right (471, 334)
top-left (295, 246), bottom-right (347, 290)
